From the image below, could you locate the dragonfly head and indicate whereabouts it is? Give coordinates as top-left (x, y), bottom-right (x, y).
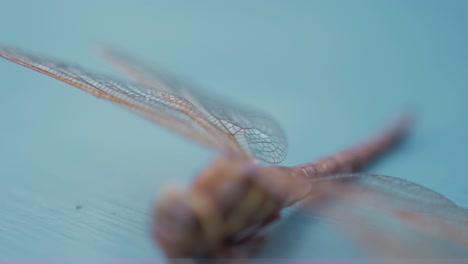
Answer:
top-left (153, 186), bottom-right (209, 257)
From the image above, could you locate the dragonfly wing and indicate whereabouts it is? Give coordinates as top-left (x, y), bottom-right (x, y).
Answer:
top-left (301, 173), bottom-right (468, 257)
top-left (0, 47), bottom-right (244, 153)
top-left (98, 46), bottom-right (287, 163)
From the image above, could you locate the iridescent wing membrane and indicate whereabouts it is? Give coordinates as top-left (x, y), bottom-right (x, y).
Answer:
top-left (0, 47), bottom-right (287, 163)
top-left (301, 173), bottom-right (468, 257)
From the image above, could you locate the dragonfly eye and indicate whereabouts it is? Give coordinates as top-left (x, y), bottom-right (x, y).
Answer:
top-left (153, 188), bottom-right (203, 257)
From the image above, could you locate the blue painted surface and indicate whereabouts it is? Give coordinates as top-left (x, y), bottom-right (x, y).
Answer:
top-left (0, 0), bottom-right (467, 258)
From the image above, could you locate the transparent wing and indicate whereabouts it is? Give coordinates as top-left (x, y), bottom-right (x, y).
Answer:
top-left (301, 174), bottom-right (468, 257)
top-left (0, 47), bottom-right (248, 156)
top-left (98, 47), bottom-right (287, 164)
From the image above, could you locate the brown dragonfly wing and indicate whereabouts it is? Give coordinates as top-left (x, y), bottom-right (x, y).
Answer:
top-left (0, 47), bottom-right (243, 153)
top-left (301, 174), bottom-right (468, 257)
top-left (98, 47), bottom-right (287, 164)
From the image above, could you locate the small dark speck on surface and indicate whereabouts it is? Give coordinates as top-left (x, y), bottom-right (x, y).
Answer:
top-left (75, 205), bottom-right (83, 210)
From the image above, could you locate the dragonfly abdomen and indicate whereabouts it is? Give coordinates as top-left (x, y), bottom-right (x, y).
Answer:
top-left (294, 114), bottom-right (413, 179)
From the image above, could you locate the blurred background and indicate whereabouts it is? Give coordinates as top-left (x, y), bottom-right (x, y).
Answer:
top-left (0, 0), bottom-right (467, 258)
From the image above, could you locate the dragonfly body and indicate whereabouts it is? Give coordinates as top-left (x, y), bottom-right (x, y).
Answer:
top-left (1, 46), bottom-right (467, 259)
top-left (154, 114), bottom-right (412, 257)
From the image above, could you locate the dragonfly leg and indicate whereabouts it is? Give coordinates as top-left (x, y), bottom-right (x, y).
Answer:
top-left (213, 235), bottom-right (267, 258)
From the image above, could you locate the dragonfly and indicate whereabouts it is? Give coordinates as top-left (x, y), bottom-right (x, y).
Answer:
top-left (1, 46), bottom-right (468, 259)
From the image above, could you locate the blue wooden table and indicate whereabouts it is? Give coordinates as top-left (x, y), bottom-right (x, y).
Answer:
top-left (1, 0), bottom-right (468, 259)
